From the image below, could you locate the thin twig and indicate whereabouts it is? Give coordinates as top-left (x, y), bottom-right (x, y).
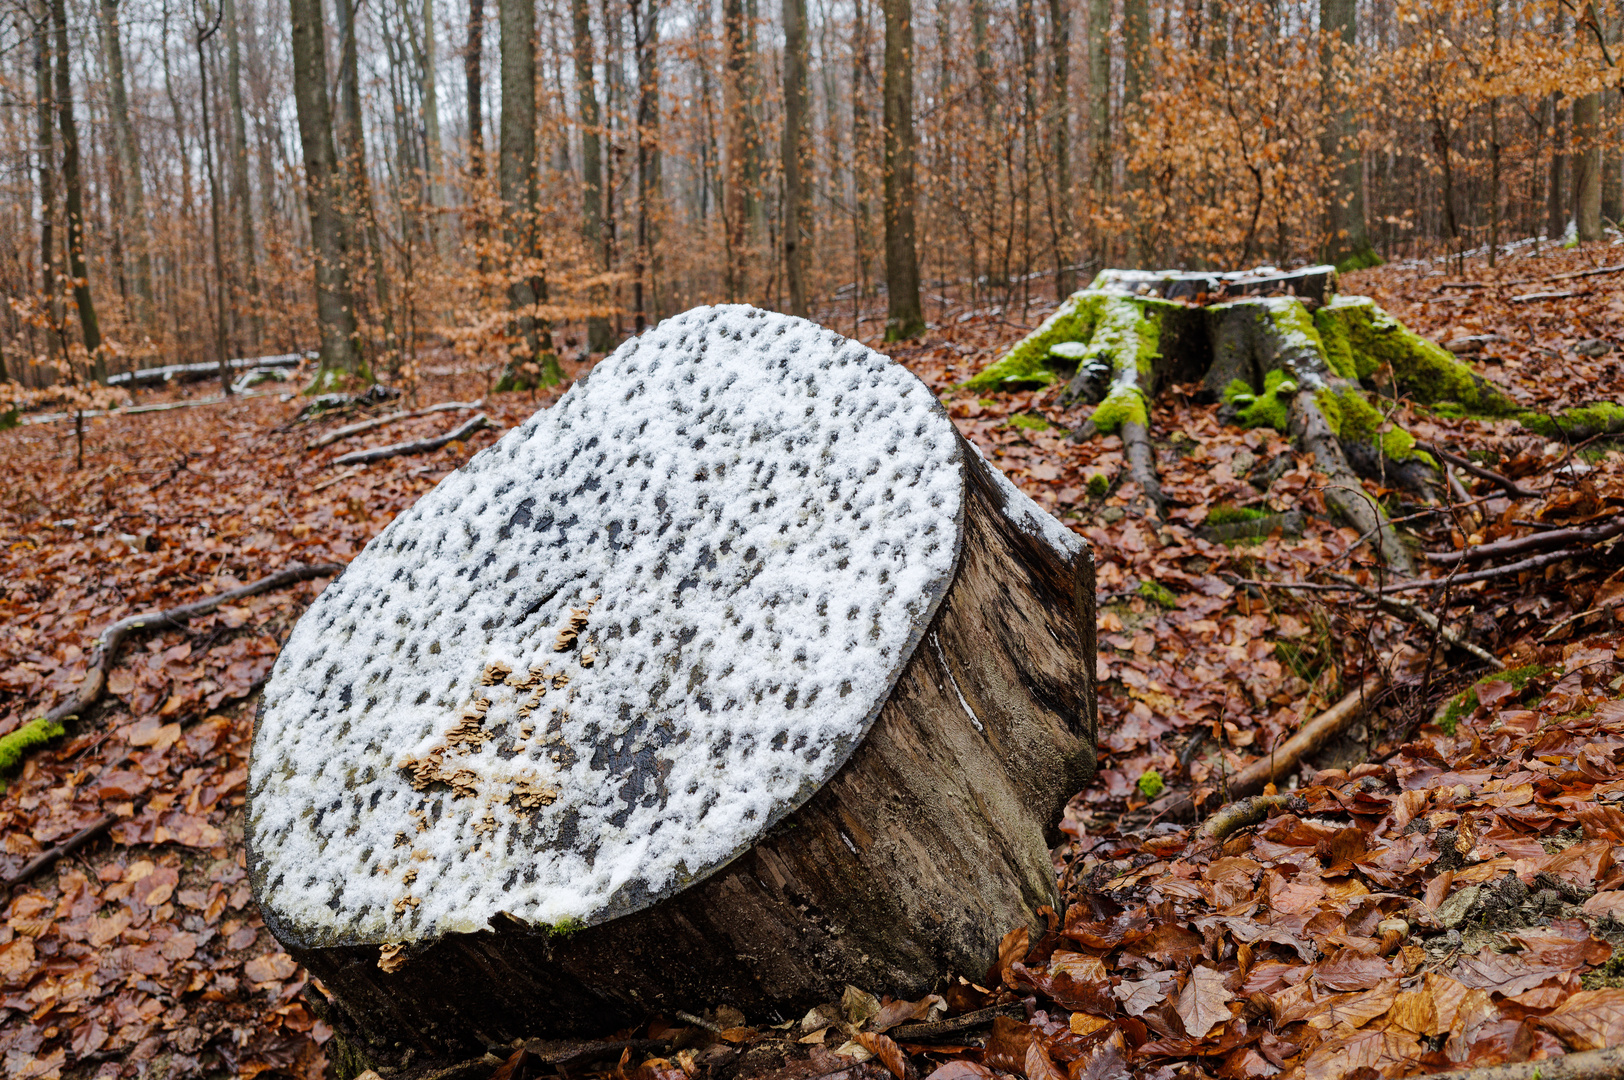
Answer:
top-left (1414, 442), bottom-right (1537, 499)
top-left (1382, 547), bottom-right (1589, 592)
top-left (331, 414), bottom-right (492, 467)
top-left (1326, 573), bottom-right (1504, 669)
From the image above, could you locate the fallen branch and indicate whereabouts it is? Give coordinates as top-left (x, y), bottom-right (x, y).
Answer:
top-left (1425, 517), bottom-right (1624, 565)
top-left (1147, 674), bottom-right (1387, 822)
top-left (1121, 420), bottom-right (1165, 520)
top-left (306, 399), bottom-right (483, 450)
top-left (4, 814), bottom-right (115, 892)
top-left (1411, 1044), bottom-right (1624, 1080)
top-left (1326, 573), bottom-right (1505, 669)
top-left (331, 414), bottom-right (492, 467)
top-left (1413, 442), bottom-right (1537, 499)
top-left (1510, 289), bottom-right (1588, 303)
top-left (1200, 793), bottom-right (1306, 841)
top-left (888, 1003), bottom-right (1028, 1042)
top-left (1544, 261), bottom-right (1624, 283)
top-left (1384, 547), bottom-right (1589, 592)
top-left (40, 562), bottom-right (344, 729)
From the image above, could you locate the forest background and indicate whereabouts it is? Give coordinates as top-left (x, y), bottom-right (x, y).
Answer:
top-left (0, 0), bottom-right (1618, 390)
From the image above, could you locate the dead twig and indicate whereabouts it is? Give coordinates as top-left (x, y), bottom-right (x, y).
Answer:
top-left (4, 814), bottom-right (116, 892)
top-left (1325, 573), bottom-right (1505, 669)
top-left (1383, 547), bottom-right (1590, 592)
top-left (1199, 793), bottom-right (1306, 841)
top-left (306, 399), bottom-right (484, 450)
top-left (1509, 289), bottom-right (1588, 303)
top-left (1425, 517), bottom-right (1624, 565)
top-left (331, 414), bottom-right (492, 467)
top-left (887, 1003), bottom-right (1027, 1042)
top-left (1413, 442), bottom-right (1537, 499)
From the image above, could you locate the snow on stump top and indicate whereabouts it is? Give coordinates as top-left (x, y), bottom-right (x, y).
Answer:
top-left (248, 305), bottom-right (968, 944)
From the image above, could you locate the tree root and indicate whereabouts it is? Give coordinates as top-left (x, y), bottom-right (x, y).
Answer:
top-left (1120, 421), bottom-right (1165, 520)
top-left (1199, 793), bottom-right (1306, 841)
top-left (332, 415), bottom-right (492, 466)
top-left (1289, 391), bottom-right (1416, 574)
top-left (1426, 517), bottom-right (1624, 565)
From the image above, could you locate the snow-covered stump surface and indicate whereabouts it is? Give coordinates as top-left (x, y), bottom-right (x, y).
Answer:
top-left (246, 305), bottom-right (1097, 1066)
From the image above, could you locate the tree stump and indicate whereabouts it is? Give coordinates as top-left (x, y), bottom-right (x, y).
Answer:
top-left (247, 306), bottom-right (1097, 1070)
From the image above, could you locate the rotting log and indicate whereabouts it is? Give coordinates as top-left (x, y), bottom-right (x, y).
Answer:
top-left (247, 305), bottom-right (1098, 1071)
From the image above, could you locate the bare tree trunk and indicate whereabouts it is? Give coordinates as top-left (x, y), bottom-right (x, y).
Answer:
top-left (98, 0), bottom-right (154, 328)
top-left (572, 0), bottom-right (612, 349)
top-left (782, 0), bottom-right (810, 316)
top-left (852, 0), bottom-right (874, 330)
top-left (881, 0), bottom-right (923, 339)
top-left (222, 0), bottom-right (263, 346)
top-left (1121, 0), bottom-right (1147, 265)
top-left (290, 0), bottom-right (363, 373)
top-left (1318, 0), bottom-right (1375, 269)
top-left (496, 0), bottom-right (560, 387)
top-left (722, 0), bottom-right (751, 299)
top-left (630, 0), bottom-right (661, 330)
top-left (422, 0), bottom-right (443, 209)
top-left (1047, 0), bottom-right (1072, 296)
top-left (51, 0), bottom-right (103, 375)
top-left (467, 0), bottom-right (484, 176)
top-left (1574, 6), bottom-right (1602, 246)
top-left (195, 2), bottom-right (234, 394)
top-left (336, 0), bottom-right (396, 366)
top-left (1486, 0), bottom-right (1499, 267)
top-left (34, 0), bottom-right (66, 366)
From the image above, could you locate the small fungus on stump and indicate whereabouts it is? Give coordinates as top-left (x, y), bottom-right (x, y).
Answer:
top-left (247, 305), bottom-right (1097, 1070)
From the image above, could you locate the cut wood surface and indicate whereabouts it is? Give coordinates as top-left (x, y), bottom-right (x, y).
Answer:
top-left (249, 307), bottom-right (1097, 1067)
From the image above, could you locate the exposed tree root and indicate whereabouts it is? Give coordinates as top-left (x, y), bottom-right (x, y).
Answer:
top-left (1288, 390), bottom-right (1417, 574)
top-left (331, 414), bottom-right (491, 466)
top-left (1426, 516), bottom-right (1624, 566)
top-left (1199, 792), bottom-right (1306, 841)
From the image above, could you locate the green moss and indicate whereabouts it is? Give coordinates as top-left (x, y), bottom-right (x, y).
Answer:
top-left (545, 916), bottom-right (587, 937)
top-left (0, 409), bottom-right (18, 431)
top-left (0, 718), bottom-right (65, 781)
top-left (1136, 769), bottom-right (1165, 799)
top-left (494, 353), bottom-right (564, 392)
top-left (1315, 386), bottom-right (1434, 466)
top-left (1138, 580), bottom-right (1179, 609)
top-left (1087, 472), bottom-right (1111, 498)
top-left (1222, 379), bottom-right (1255, 404)
top-left (966, 292), bottom-right (1108, 390)
top-left (1334, 248), bottom-right (1384, 274)
top-left (1006, 412), bottom-right (1053, 431)
top-left (1049, 341), bottom-right (1090, 362)
top-left (1265, 298), bottom-right (1327, 357)
top-left (1331, 296), bottom-right (1516, 413)
top-left (1437, 664), bottom-right (1550, 735)
top-left (1517, 402), bottom-right (1624, 441)
top-left (1235, 369), bottom-right (1295, 431)
top-left (1206, 503), bottom-right (1270, 525)
top-left (1313, 304), bottom-right (1361, 381)
top-left (1088, 384), bottom-right (1148, 434)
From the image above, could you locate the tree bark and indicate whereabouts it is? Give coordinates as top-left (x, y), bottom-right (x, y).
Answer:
top-left (422, 0), bottom-right (443, 210)
top-left (631, 0), bottom-right (661, 331)
top-left (1121, 0), bottom-right (1147, 264)
top-left (722, 0), bottom-right (753, 299)
top-left (195, 6), bottom-right (235, 395)
top-left (34, 0), bottom-right (64, 363)
top-left (1086, 0), bottom-right (1108, 195)
top-left (289, 0), bottom-right (363, 373)
top-left (495, 0), bottom-right (560, 388)
top-left (782, 0), bottom-right (811, 317)
top-left (263, 434), bottom-right (1097, 1069)
top-left (335, 0), bottom-right (397, 364)
top-left (223, 0), bottom-right (264, 346)
top-left (1548, 90), bottom-right (1568, 242)
top-left (1573, 84), bottom-right (1602, 243)
top-left (98, 0), bottom-right (155, 327)
top-left (466, 0), bottom-right (484, 177)
top-left (571, 0), bottom-right (612, 350)
top-left (1047, 0), bottom-right (1072, 297)
top-left (881, 0), bottom-right (924, 340)
top-left (1318, 0), bottom-right (1375, 269)
top-left (51, 0), bottom-right (103, 374)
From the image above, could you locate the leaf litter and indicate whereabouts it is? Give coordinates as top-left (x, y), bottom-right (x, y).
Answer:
top-left (3, 249), bottom-right (1624, 1079)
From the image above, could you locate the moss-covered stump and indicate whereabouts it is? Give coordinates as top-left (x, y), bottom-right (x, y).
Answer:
top-left (969, 267), bottom-right (1621, 569)
top-left (248, 305), bottom-right (1098, 1072)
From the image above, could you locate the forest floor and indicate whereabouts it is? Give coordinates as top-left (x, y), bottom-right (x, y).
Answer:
top-left (3, 240), bottom-right (1624, 1080)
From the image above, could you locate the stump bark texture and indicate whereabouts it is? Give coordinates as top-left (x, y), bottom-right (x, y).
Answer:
top-left (247, 305), bottom-right (1097, 1069)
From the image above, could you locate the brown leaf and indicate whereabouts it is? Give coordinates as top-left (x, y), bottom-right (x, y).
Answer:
top-left (922, 1063), bottom-right (994, 1080)
top-left (1176, 965), bottom-right (1230, 1039)
top-left (1022, 1040), bottom-right (1065, 1080)
top-left (1313, 950), bottom-right (1395, 992)
top-left (852, 1032), bottom-right (911, 1080)
top-left (244, 951), bottom-right (299, 983)
top-left (984, 1016), bottom-right (1042, 1074)
top-left (0, 936), bottom-right (35, 985)
top-left (1534, 988), bottom-right (1624, 1050)
top-left (997, 925), bottom-right (1030, 988)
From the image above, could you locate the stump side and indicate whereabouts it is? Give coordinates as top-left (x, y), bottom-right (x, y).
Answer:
top-left (294, 443), bottom-right (1097, 1069)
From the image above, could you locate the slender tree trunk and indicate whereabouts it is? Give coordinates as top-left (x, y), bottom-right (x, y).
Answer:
top-left (335, 0), bottom-right (396, 362)
top-left (467, 0), bottom-right (484, 176)
top-left (496, 0), bottom-right (560, 387)
top-left (98, 0), bottom-right (154, 327)
top-left (722, 0), bottom-right (751, 299)
top-left (422, 0), bottom-right (443, 208)
top-left (1047, 0), bottom-right (1072, 296)
top-left (631, 0), bottom-right (661, 330)
top-left (34, 0), bottom-right (65, 364)
top-left (1317, 0), bottom-right (1373, 268)
top-left (1548, 95), bottom-right (1568, 241)
top-left (221, 0), bottom-right (263, 346)
top-left (1486, 0), bottom-right (1499, 267)
top-left (782, 0), bottom-right (810, 316)
top-left (1574, 23), bottom-right (1602, 246)
top-left (289, 0), bottom-right (362, 373)
top-left (196, 5), bottom-right (234, 393)
top-left (1121, 0), bottom-right (1147, 265)
top-left (572, 0), bottom-right (612, 349)
top-left (852, 0), bottom-right (874, 330)
top-left (880, 0), bottom-right (923, 339)
top-left (51, 0), bottom-right (103, 374)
